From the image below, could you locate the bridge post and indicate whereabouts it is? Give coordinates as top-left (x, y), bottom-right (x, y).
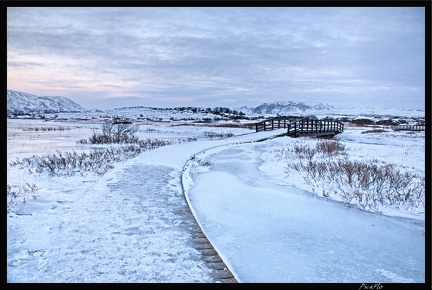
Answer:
top-left (300, 119), bottom-right (303, 135)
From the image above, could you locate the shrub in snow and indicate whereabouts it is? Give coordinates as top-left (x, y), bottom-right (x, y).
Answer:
top-left (22, 126), bottom-right (70, 132)
top-left (201, 131), bottom-right (234, 139)
top-left (10, 118), bottom-right (202, 179)
top-left (77, 120), bottom-right (139, 144)
top-left (10, 139), bottom-right (176, 177)
top-left (275, 139), bottom-right (425, 212)
top-left (7, 183), bottom-right (40, 212)
top-left (361, 129), bottom-right (387, 134)
top-left (189, 155), bottom-right (213, 167)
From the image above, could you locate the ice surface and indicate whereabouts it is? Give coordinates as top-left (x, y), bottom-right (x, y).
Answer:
top-left (185, 141), bottom-right (425, 282)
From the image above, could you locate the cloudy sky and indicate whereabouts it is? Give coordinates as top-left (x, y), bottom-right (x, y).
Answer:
top-left (7, 7), bottom-right (425, 110)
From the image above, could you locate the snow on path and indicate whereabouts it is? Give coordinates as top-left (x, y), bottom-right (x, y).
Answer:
top-left (7, 130), bottom-right (285, 283)
top-left (8, 163), bottom-right (216, 282)
top-left (184, 138), bottom-right (425, 283)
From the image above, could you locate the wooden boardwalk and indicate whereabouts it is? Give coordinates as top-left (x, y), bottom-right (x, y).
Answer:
top-left (255, 117), bottom-right (344, 137)
top-left (391, 124), bottom-right (425, 131)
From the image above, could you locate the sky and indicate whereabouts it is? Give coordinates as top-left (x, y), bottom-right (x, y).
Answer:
top-left (7, 6), bottom-right (426, 111)
top-left (7, 115), bottom-right (426, 282)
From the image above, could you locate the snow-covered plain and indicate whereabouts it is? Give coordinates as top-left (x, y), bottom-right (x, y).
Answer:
top-left (6, 111), bottom-right (426, 283)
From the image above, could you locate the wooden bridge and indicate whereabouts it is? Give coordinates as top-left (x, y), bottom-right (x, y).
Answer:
top-left (391, 124), bottom-right (425, 131)
top-left (255, 116), bottom-right (344, 137)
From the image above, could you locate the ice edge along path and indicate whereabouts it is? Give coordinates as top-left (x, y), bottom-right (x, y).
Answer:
top-left (181, 129), bottom-right (288, 283)
top-left (92, 129), bottom-right (287, 283)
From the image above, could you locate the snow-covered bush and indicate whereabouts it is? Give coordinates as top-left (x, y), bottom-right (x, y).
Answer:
top-left (201, 131), bottom-right (234, 139)
top-left (189, 155), bottom-right (213, 167)
top-left (7, 183), bottom-right (40, 212)
top-left (275, 139), bottom-right (425, 212)
top-left (10, 138), bottom-right (177, 177)
top-left (22, 126), bottom-right (71, 131)
top-left (77, 120), bottom-right (139, 144)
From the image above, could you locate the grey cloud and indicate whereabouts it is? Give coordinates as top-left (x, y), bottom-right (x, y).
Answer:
top-left (7, 61), bottom-right (45, 69)
top-left (7, 7), bottom-right (425, 110)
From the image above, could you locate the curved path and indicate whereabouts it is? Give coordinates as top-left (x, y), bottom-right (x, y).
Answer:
top-left (7, 130), bottom-right (284, 282)
top-left (183, 138), bottom-right (425, 282)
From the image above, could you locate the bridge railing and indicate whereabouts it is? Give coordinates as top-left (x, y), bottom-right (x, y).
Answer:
top-left (391, 124), bottom-right (425, 131)
top-left (287, 119), bottom-right (344, 137)
top-left (255, 117), bottom-right (344, 137)
top-left (255, 117), bottom-right (300, 132)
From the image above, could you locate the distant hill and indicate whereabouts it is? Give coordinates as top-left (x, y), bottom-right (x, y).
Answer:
top-left (7, 90), bottom-right (86, 114)
top-left (239, 101), bottom-right (335, 115)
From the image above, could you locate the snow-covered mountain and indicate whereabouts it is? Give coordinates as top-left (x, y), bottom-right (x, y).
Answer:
top-left (237, 101), bottom-right (424, 118)
top-left (240, 101), bottom-right (335, 115)
top-left (6, 91), bottom-right (424, 119)
top-left (7, 90), bottom-right (86, 114)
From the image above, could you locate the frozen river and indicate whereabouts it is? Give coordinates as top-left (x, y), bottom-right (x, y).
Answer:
top-left (186, 140), bottom-right (425, 282)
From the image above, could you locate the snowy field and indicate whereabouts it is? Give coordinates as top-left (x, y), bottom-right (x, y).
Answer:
top-left (7, 113), bottom-right (426, 283)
